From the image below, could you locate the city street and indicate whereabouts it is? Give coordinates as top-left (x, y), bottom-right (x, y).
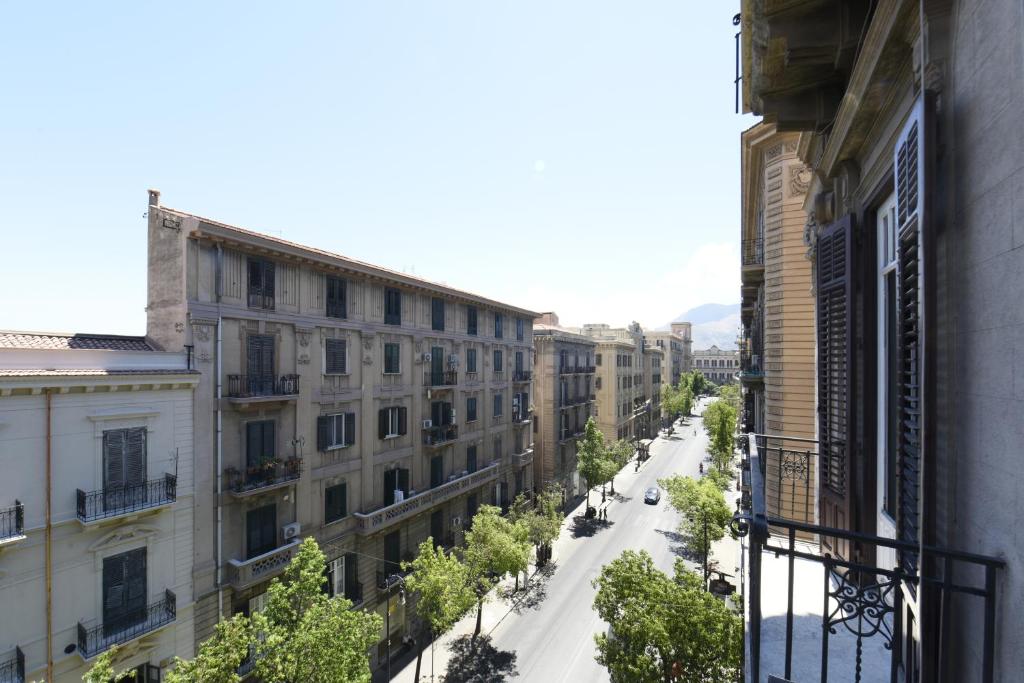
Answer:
top-left (388, 398), bottom-right (714, 683)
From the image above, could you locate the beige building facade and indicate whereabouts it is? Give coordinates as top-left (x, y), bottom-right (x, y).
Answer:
top-left (0, 333), bottom-right (197, 683)
top-left (143, 191), bottom-right (536, 668)
top-left (669, 321), bottom-right (694, 374)
top-left (692, 345), bottom-right (739, 385)
top-left (531, 314), bottom-right (596, 499)
top-left (642, 345), bottom-right (665, 433)
top-left (644, 330), bottom-right (686, 386)
top-left (584, 323), bottom-right (645, 442)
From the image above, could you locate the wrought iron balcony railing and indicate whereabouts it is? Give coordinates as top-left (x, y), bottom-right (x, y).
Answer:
top-left (0, 647), bottom-right (24, 683)
top-left (77, 590), bottom-right (176, 659)
top-left (423, 424), bottom-right (458, 447)
top-left (77, 474), bottom-right (176, 523)
top-left (226, 374), bottom-right (300, 399)
top-left (424, 370), bottom-right (458, 387)
top-left (0, 502), bottom-right (24, 543)
top-left (512, 409), bottom-right (531, 424)
top-left (512, 370), bottom-right (532, 383)
top-left (558, 365), bottom-right (575, 375)
top-left (225, 458), bottom-right (301, 495)
top-left (742, 237), bottom-right (764, 266)
top-left (733, 432), bottom-right (1006, 683)
top-left (575, 365), bottom-right (596, 374)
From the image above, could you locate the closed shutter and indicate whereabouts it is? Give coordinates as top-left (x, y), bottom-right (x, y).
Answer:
top-left (247, 335), bottom-right (275, 394)
top-left (398, 468), bottom-right (409, 495)
top-left (103, 548), bottom-right (147, 634)
top-left (317, 415), bottom-right (331, 451)
top-left (246, 504), bottom-right (277, 559)
top-left (431, 455), bottom-right (443, 488)
top-left (378, 409), bottom-right (387, 439)
top-left (326, 339), bottom-right (346, 374)
top-left (443, 402), bottom-right (453, 426)
top-left (103, 430), bottom-right (126, 489)
top-left (398, 406), bottom-right (408, 435)
top-left (344, 553), bottom-right (358, 601)
top-left (895, 93), bottom-right (934, 572)
top-left (248, 258), bottom-right (263, 307)
top-left (327, 276), bottom-right (347, 318)
top-left (125, 428), bottom-right (146, 486)
top-left (262, 261), bottom-right (275, 310)
top-left (384, 469), bottom-right (397, 505)
top-left (344, 412), bottom-right (356, 446)
top-left (246, 421), bottom-right (275, 467)
top-left (817, 213), bottom-right (855, 557)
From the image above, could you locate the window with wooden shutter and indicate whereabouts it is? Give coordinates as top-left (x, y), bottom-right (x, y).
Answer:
top-left (248, 257), bottom-right (275, 310)
top-left (325, 338), bottom-right (347, 375)
top-left (325, 482), bottom-right (347, 523)
top-left (894, 93), bottom-right (934, 571)
top-left (246, 335), bottom-right (276, 395)
top-left (494, 313), bottom-right (503, 339)
top-left (344, 412), bottom-right (356, 446)
top-left (467, 306), bottom-right (478, 335)
top-left (493, 350), bottom-right (502, 373)
top-left (466, 348), bottom-right (477, 373)
top-left (384, 287), bottom-right (401, 325)
top-left (318, 413), bottom-right (355, 450)
top-left (103, 427), bottom-right (147, 490)
top-left (326, 556), bottom-right (345, 596)
top-left (246, 504), bottom-right (277, 559)
top-left (516, 318), bottom-right (524, 341)
top-left (246, 420), bottom-right (276, 467)
top-left (816, 214), bottom-right (855, 554)
top-left (384, 343), bottom-right (401, 374)
top-left (343, 553), bottom-right (358, 601)
top-left (466, 445), bottom-right (477, 473)
top-left (103, 547), bottom-right (147, 636)
top-left (467, 396), bottom-right (478, 422)
top-left (326, 276), bottom-right (347, 319)
top-left (398, 406), bottom-right (408, 435)
top-left (432, 297), bottom-right (445, 331)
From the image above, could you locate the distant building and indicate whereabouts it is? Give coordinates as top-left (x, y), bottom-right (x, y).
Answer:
top-left (669, 321), bottom-right (694, 373)
top-left (692, 345), bottom-right (738, 385)
top-left (644, 330), bottom-right (686, 386)
top-left (0, 332), bottom-right (198, 682)
top-left (582, 323), bottom-right (655, 441)
top-left (532, 314), bottom-right (597, 498)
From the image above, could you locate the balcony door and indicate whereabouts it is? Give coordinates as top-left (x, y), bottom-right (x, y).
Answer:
top-left (430, 455), bottom-right (444, 489)
top-left (246, 504), bottom-right (277, 559)
top-left (430, 509), bottom-right (444, 547)
top-left (103, 548), bottom-right (147, 638)
top-left (431, 346), bottom-right (444, 382)
top-left (384, 531), bottom-right (401, 576)
top-left (103, 428), bottom-right (147, 512)
top-left (246, 420), bottom-right (276, 470)
top-left (383, 468), bottom-right (410, 506)
top-left (247, 335), bottom-right (276, 395)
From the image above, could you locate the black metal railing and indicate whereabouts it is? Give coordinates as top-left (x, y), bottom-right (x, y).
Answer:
top-left (225, 458), bottom-right (301, 494)
top-left (78, 590), bottom-right (176, 659)
top-left (560, 395), bottom-right (588, 407)
top-left (424, 370), bottom-right (458, 387)
top-left (512, 409), bottom-right (531, 423)
top-left (742, 237), bottom-right (764, 266)
top-left (576, 365), bottom-right (596, 374)
top-left (226, 374), bottom-right (300, 398)
top-left (740, 349), bottom-right (764, 377)
top-left (77, 474), bottom-right (177, 523)
top-left (0, 647), bottom-right (24, 683)
top-left (423, 424), bottom-right (458, 447)
top-left (512, 370), bottom-right (532, 382)
top-left (734, 433), bottom-right (1005, 683)
top-left (0, 501), bottom-right (24, 541)
top-left (558, 365), bottom-right (575, 375)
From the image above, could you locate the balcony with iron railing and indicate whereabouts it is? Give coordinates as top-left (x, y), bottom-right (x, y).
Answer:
top-left (739, 349), bottom-right (764, 384)
top-left (424, 370), bottom-right (458, 388)
top-left (423, 424), bottom-right (458, 448)
top-left (558, 365), bottom-right (575, 375)
top-left (226, 374), bottom-right (300, 405)
top-left (354, 462), bottom-right (499, 535)
top-left (225, 458), bottom-right (302, 497)
top-left (76, 475), bottom-right (177, 524)
top-left (0, 647), bottom-right (24, 683)
top-left (575, 365), bottom-right (596, 374)
top-left (0, 502), bottom-right (25, 546)
top-left (512, 370), bottom-right (532, 383)
top-left (228, 538), bottom-right (302, 590)
top-left (733, 433), bottom-right (1006, 683)
top-left (511, 447), bottom-right (534, 468)
top-left (559, 395), bottom-right (589, 408)
top-left (77, 590), bottom-right (176, 659)
top-left (512, 408), bottom-right (532, 424)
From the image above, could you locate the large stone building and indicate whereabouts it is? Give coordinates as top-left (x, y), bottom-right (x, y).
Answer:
top-left (644, 329), bottom-right (687, 386)
top-left (143, 191), bottom-right (537, 668)
top-left (583, 323), bottom-right (647, 441)
top-left (691, 345), bottom-right (738, 385)
top-left (0, 332), bottom-right (197, 683)
top-left (669, 321), bottom-right (694, 374)
top-left (531, 314), bottom-right (596, 498)
top-left (738, 0), bottom-right (1023, 679)
top-left (642, 344), bottom-right (665, 433)
top-left (739, 123), bottom-right (818, 525)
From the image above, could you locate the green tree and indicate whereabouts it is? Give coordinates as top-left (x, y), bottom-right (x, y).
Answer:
top-left (679, 380), bottom-right (694, 417)
top-left (463, 505), bottom-right (531, 641)
top-left (577, 417), bottom-right (613, 508)
top-left (592, 550), bottom-right (742, 682)
top-left (508, 485), bottom-right (564, 567)
top-left (402, 539), bottom-right (476, 682)
top-left (704, 467), bottom-right (733, 492)
top-left (702, 399), bottom-right (737, 473)
top-left (82, 646), bottom-right (137, 683)
top-left (689, 370), bottom-right (708, 396)
top-left (152, 538), bottom-right (381, 683)
top-left (716, 383), bottom-right (741, 414)
top-left (606, 439), bottom-right (633, 495)
top-left (658, 475), bottom-right (734, 562)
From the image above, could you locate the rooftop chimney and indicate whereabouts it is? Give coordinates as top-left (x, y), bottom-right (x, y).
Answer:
top-left (148, 188), bottom-right (161, 207)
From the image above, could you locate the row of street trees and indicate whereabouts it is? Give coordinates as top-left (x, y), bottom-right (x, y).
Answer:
top-left (577, 418), bottom-right (634, 508)
top-left (702, 397), bottom-right (737, 474)
top-left (87, 486), bottom-right (567, 683)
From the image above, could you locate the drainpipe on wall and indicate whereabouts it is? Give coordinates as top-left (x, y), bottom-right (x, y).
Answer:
top-left (45, 388), bottom-right (53, 682)
top-left (216, 244), bottom-right (224, 620)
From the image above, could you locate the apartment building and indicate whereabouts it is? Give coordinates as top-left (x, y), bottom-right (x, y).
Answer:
top-left (738, 1), bottom-right (1021, 679)
top-left (691, 346), bottom-right (738, 385)
top-left (0, 333), bottom-right (197, 683)
top-left (531, 314), bottom-right (596, 499)
top-left (669, 321), bottom-right (694, 374)
top-left (584, 323), bottom-right (644, 442)
top-left (642, 345), bottom-right (665, 435)
top-left (143, 191), bottom-right (537, 669)
top-left (644, 330), bottom-right (686, 386)
top-left (739, 123), bottom-right (818, 526)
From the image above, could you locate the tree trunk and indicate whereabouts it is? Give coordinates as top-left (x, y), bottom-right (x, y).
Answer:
top-left (473, 597), bottom-right (483, 641)
top-left (585, 484), bottom-right (590, 508)
top-left (515, 573), bottom-right (520, 591)
top-left (414, 632), bottom-right (426, 682)
top-left (610, 476), bottom-right (615, 495)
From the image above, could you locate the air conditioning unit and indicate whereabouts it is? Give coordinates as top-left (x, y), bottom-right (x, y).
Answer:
top-left (422, 352), bottom-right (432, 362)
top-left (282, 522), bottom-right (301, 540)
top-left (394, 490), bottom-right (405, 503)
top-left (423, 419), bottom-right (433, 429)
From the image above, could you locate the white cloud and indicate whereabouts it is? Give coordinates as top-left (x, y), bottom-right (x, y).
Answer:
top-left (520, 241), bottom-right (739, 330)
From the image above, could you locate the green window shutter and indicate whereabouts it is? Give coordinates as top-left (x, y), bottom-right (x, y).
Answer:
top-left (344, 412), bottom-right (356, 446)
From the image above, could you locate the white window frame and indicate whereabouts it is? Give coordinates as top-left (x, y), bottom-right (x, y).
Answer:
top-left (327, 557), bottom-right (345, 597)
top-left (384, 406), bottom-right (401, 438)
top-left (324, 413), bottom-right (351, 450)
top-left (875, 191), bottom-right (899, 569)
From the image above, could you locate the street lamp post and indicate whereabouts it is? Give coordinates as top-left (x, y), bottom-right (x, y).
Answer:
top-left (384, 574), bottom-right (406, 681)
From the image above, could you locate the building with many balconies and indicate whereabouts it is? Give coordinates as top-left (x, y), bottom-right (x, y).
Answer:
top-left (531, 314), bottom-right (597, 499)
top-left (583, 323), bottom-right (645, 442)
top-left (644, 329), bottom-right (686, 387)
top-left (0, 332), bottom-right (197, 683)
top-left (143, 190), bottom-right (537, 670)
top-left (691, 345), bottom-right (739, 385)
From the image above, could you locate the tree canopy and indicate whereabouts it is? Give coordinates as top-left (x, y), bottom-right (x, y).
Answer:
top-left (702, 399), bottom-right (737, 473)
top-left (592, 550), bottom-right (742, 682)
top-left (576, 418), bottom-right (619, 507)
top-left (657, 475), bottom-right (734, 559)
top-left (463, 505), bottom-right (531, 638)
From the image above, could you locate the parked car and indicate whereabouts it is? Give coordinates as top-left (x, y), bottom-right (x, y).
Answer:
top-left (644, 487), bottom-right (660, 504)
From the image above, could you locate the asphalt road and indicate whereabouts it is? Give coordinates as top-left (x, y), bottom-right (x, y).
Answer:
top-left (484, 399), bottom-right (713, 683)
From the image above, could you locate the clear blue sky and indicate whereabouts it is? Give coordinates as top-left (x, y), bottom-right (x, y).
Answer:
top-left (1, 2), bottom-right (756, 335)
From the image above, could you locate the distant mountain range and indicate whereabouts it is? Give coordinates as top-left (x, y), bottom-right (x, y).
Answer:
top-left (662, 303), bottom-right (740, 350)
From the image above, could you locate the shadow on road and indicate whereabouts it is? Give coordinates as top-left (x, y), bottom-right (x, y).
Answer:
top-left (571, 515), bottom-right (615, 538)
top-left (498, 562), bottom-right (556, 613)
top-left (654, 527), bottom-right (703, 562)
top-left (443, 634), bottom-right (519, 682)
top-left (610, 492), bottom-right (632, 503)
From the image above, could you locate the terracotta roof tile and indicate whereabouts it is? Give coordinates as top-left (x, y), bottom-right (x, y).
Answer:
top-left (0, 369), bottom-right (198, 377)
top-left (0, 332), bottom-right (153, 352)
